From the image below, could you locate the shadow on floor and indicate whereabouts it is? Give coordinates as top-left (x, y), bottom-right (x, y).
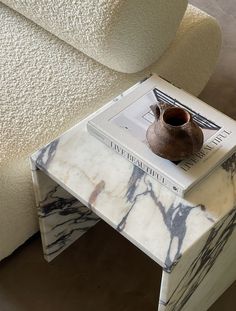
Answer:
top-left (0, 222), bottom-right (163, 311)
top-left (0, 221), bottom-right (235, 311)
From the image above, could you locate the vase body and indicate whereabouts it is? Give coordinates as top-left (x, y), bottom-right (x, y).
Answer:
top-left (146, 103), bottom-right (204, 161)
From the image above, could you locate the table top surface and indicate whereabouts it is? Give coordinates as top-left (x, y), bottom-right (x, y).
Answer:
top-left (31, 107), bottom-right (236, 271)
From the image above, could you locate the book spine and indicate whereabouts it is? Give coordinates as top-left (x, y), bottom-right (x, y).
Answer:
top-left (87, 124), bottom-right (184, 196)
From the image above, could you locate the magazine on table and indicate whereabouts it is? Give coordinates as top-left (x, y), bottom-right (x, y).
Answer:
top-left (87, 74), bottom-right (236, 196)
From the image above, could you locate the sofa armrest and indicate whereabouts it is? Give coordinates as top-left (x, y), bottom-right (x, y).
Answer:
top-left (2, 0), bottom-right (187, 73)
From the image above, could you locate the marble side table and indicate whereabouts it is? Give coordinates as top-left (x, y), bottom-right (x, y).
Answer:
top-left (31, 104), bottom-right (236, 311)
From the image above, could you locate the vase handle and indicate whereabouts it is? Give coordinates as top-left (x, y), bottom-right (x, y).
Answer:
top-left (158, 100), bottom-right (172, 112)
top-left (150, 104), bottom-right (160, 121)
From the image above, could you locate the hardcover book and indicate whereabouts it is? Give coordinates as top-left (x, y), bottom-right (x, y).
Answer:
top-left (87, 74), bottom-right (236, 196)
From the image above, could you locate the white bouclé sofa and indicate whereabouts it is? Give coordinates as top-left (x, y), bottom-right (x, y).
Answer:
top-left (0, 0), bottom-right (221, 261)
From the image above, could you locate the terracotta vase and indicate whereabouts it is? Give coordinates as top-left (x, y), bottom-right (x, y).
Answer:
top-left (146, 102), bottom-right (204, 161)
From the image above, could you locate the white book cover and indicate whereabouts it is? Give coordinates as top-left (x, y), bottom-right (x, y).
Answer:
top-left (87, 74), bottom-right (236, 196)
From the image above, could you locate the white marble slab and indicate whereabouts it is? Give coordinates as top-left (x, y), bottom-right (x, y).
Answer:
top-left (31, 160), bottom-right (100, 261)
top-left (160, 206), bottom-right (236, 310)
top-left (31, 104), bottom-right (236, 310)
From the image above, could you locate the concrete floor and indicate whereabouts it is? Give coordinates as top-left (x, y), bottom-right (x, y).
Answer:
top-left (191, 0), bottom-right (236, 120)
top-left (0, 1), bottom-right (235, 310)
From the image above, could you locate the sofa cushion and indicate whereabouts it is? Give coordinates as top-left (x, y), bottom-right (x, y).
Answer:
top-left (1, 0), bottom-right (188, 73)
top-left (0, 158), bottom-right (38, 261)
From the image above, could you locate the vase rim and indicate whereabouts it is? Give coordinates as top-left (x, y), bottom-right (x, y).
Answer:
top-left (162, 107), bottom-right (191, 128)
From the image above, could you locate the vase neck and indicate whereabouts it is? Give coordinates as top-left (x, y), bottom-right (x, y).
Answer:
top-left (161, 107), bottom-right (191, 129)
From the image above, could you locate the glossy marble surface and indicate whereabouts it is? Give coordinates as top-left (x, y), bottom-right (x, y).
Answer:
top-left (31, 100), bottom-right (236, 310)
top-left (160, 207), bottom-right (236, 310)
top-left (31, 165), bottom-right (100, 261)
top-left (31, 109), bottom-right (235, 266)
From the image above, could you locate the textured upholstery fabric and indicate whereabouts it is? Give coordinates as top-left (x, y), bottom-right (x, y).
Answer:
top-left (0, 159), bottom-right (38, 260)
top-left (0, 4), bottom-right (221, 168)
top-left (0, 3), bottom-right (221, 260)
top-left (1, 0), bottom-right (188, 73)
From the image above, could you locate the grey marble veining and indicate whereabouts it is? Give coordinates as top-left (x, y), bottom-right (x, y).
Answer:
top-left (160, 206), bottom-right (236, 310)
top-left (31, 102), bottom-right (236, 310)
top-left (31, 162), bottom-right (100, 261)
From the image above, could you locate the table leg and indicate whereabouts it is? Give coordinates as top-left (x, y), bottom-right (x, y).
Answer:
top-left (31, 164), bottom-right (100, 262)
top-left (159, 207), bottom-right (236, 311)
